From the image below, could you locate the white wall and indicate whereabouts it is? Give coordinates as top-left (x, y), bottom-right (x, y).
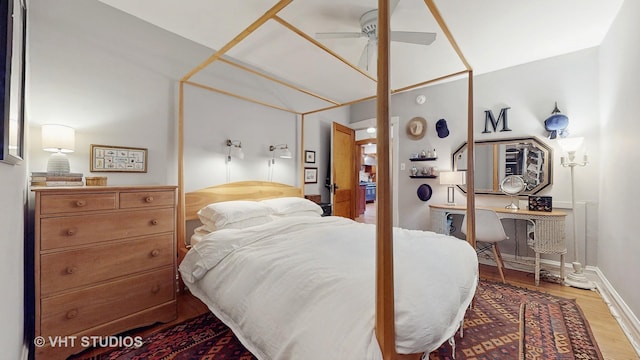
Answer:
top-left (302, 108), bottom-right (351, 203)
top-left (598, 0), bottom-right (640, 327)
top-left (0, 163), bottom-right (27, 359)
top-left (351, 48), bottom-right (601, 265)
top-left (182, 84), bottom-right (300, 191)
top-left (26, 0), bottom-right (216, 186)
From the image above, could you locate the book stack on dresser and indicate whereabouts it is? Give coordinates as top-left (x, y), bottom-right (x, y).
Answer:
top-left (31, 171), bottom-right (84, 187)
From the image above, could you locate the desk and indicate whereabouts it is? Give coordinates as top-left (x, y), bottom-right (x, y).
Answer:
top-left (429, 204), bottom-right (567, 286)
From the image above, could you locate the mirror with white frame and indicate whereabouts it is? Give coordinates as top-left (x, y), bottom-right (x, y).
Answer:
top-left (453, 137), bottom-right (553, 195)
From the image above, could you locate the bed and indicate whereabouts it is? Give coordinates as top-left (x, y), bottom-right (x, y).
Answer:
top-left (179, 182), bottom-right (478, 360)
top-left (176, 1), bottom-right (479, 357)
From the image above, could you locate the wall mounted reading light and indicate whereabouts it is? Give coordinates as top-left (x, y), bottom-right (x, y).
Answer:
top-left (226, 139), bottom-right (244, 162)
top-left (41, 124), bottom-right (75, 173)
top-left (268, 144), bottom-right (291, 182)
top-left (269, 144), bottom-right (292, 164)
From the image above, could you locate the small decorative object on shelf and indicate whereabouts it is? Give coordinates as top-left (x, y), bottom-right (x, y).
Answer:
top-left (86, 176), bottom-right (108, 186)
top-left (409, 166), bottom-right (438, 178)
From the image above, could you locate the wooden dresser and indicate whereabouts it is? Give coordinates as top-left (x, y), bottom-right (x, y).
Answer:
top-left (32, 186), bottom-right (178, 359)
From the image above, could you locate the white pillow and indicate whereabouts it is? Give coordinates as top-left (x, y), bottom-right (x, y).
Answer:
top-left (197, 200), bottom-right (272, 230)
top-left (261, 197), bottom-right (323, 216)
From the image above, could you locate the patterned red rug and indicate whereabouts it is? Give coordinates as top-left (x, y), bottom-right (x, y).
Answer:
top-left (429, 280), bottom-right (603, 359)
top-left (76, 280), bottom-right (602, 360)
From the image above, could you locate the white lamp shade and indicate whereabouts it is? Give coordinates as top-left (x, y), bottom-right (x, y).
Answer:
top-left (231, 146), bottom-right (244, 159)
top-left (558, 137), bottom-right (584, 153)
top-left (42, 124), bottom-right (75, 153)
top-left (280, 148), bottom-right (292, 159)
top-left (439, 171), bottom-right (466, 185)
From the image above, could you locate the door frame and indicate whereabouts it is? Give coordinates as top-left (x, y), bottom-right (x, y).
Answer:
top-left (350, 116), bottom-right (399, 226)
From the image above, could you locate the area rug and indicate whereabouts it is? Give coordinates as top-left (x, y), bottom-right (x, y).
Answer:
top-left (429, 280), bottom-right (603, 360)
top-left (77, 280), bottom-right (602, 360)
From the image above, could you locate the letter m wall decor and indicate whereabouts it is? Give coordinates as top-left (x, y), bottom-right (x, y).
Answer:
top-left (483, 107), bottom-right (512, 133)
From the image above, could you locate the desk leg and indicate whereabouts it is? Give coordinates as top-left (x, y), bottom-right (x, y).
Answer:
top-left (535, 252), bottom-right (541, 286)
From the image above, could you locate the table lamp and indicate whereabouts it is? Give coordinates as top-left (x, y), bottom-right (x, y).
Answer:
top-left (439, 171), bottom-right (466, 205)
top-left (42, 124), bottom-right (75, 173)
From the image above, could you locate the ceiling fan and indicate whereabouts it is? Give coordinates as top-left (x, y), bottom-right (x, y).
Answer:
top-left (315, 1), bottom-right (436, 70)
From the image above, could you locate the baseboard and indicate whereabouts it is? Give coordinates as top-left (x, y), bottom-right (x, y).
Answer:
top-left (591, 267), bottom-right (640, 357)
top-left (478, 254), bottom-right (640, 357)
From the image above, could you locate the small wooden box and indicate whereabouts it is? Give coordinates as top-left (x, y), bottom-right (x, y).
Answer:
top-left (528, 195), bottom-right (552, 212)
top-left (86, 176), bottom-right (107, 186)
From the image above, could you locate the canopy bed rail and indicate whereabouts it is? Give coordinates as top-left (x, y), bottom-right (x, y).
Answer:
top-left (177, 0), bottom-right (476, 358)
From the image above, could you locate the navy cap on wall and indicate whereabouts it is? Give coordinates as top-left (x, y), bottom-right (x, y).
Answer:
top-left (436, 119), bottom-right (449, 138)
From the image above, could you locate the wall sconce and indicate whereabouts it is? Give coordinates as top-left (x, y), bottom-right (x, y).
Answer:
top-left (41, 124), bottom-right (75, 173)
top-left (269, 144), bottom-right (292, 164)
top-left (226, 139), bottom-right (244, 162)
top-left (439, 171), bottom-right (466, 205)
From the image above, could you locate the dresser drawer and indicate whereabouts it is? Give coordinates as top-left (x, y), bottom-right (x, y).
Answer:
top-left (40, 267), bottom-right (175, 336)
top-left (40, 208), bottom-right (174, 250)
top-left (40, 234), bottom-right (174, 296)
top-left (40, 193), bottom-right (117, 215)
top-left (120, 190), bottom-right (175, 209)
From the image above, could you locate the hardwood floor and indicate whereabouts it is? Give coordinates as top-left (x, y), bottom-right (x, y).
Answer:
top-left (355, 201), bottom-right (377, 223)
top-left (73, 262), bottom-right (638, 360)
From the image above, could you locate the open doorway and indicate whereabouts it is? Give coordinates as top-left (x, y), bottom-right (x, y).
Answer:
top-left (350, 117), bottom-right (399, 225)
top-left (355, 136), bottom-right (377, 223)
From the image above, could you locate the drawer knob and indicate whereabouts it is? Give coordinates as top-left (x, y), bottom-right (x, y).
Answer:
top-left (75, 200), bottom-right (87, 207)
top-left (65, 266), bottom-right (77, 274)
top-left (151, 219), bottom-right (159, 225)
top-left (66, 229), bottom-right (76, 236)
top-left (151, 285), bottom-right (161, 294)
top-left (66, 309), bottom-right (78, 319)
top-left (145, 196), bottom-right (154, 203)
top-left (150, 249), bottom-right (160, 257)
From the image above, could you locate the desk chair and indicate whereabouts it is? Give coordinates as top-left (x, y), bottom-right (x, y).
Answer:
top-left (462, 208), bottom-right (509, 283)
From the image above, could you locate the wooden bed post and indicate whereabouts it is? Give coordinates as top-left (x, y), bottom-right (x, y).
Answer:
top-left (425, 0), bottom-right (476, 247)
top-left (375, 0), bottom-right (396, 358)
top-left (465, 72), bottom-right (476, 248)
top-left (177, 81), bottom-right (186, 251)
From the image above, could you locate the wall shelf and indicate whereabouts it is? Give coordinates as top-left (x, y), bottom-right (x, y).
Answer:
top-left (409, 157), bottom-right (437, 161)
top-left (410, 175), bottom-right (438, 179)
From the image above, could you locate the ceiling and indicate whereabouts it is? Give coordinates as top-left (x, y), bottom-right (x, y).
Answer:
top-left (97, 0), bottom-right (623, 114)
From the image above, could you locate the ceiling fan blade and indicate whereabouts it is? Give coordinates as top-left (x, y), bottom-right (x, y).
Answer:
top-left (390, 31), bottom-right (436, 45)
top-left (390, 0), bottom-right (400, 14)
top-left (358, 39), bottom-right (377, 71)
top-left (315, 32), bottom-right (364, 39)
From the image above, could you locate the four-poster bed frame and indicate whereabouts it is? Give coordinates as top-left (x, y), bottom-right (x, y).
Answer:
top-left (177, 1), bottom-right (476, 358)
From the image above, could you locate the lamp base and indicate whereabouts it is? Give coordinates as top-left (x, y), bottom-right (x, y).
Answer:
top-left (47, 152), bottom-right (71, 173)
top-left (564, 262), bottom-right (596, 290)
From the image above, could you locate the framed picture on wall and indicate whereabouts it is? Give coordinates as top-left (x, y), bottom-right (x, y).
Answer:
top-left (304, 167), bottom-right (318, 184)
top-left (90, 144), bottom-right (148, 173)
top-left (305, 150), bottom-right (316, 163)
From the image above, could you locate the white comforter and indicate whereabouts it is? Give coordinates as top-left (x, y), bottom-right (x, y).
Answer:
top-left (179, 216), bottom-right (478, 360)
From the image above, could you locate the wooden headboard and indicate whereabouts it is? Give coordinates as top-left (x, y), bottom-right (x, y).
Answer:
top-left (184, 181), bottom-right (302, 221)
